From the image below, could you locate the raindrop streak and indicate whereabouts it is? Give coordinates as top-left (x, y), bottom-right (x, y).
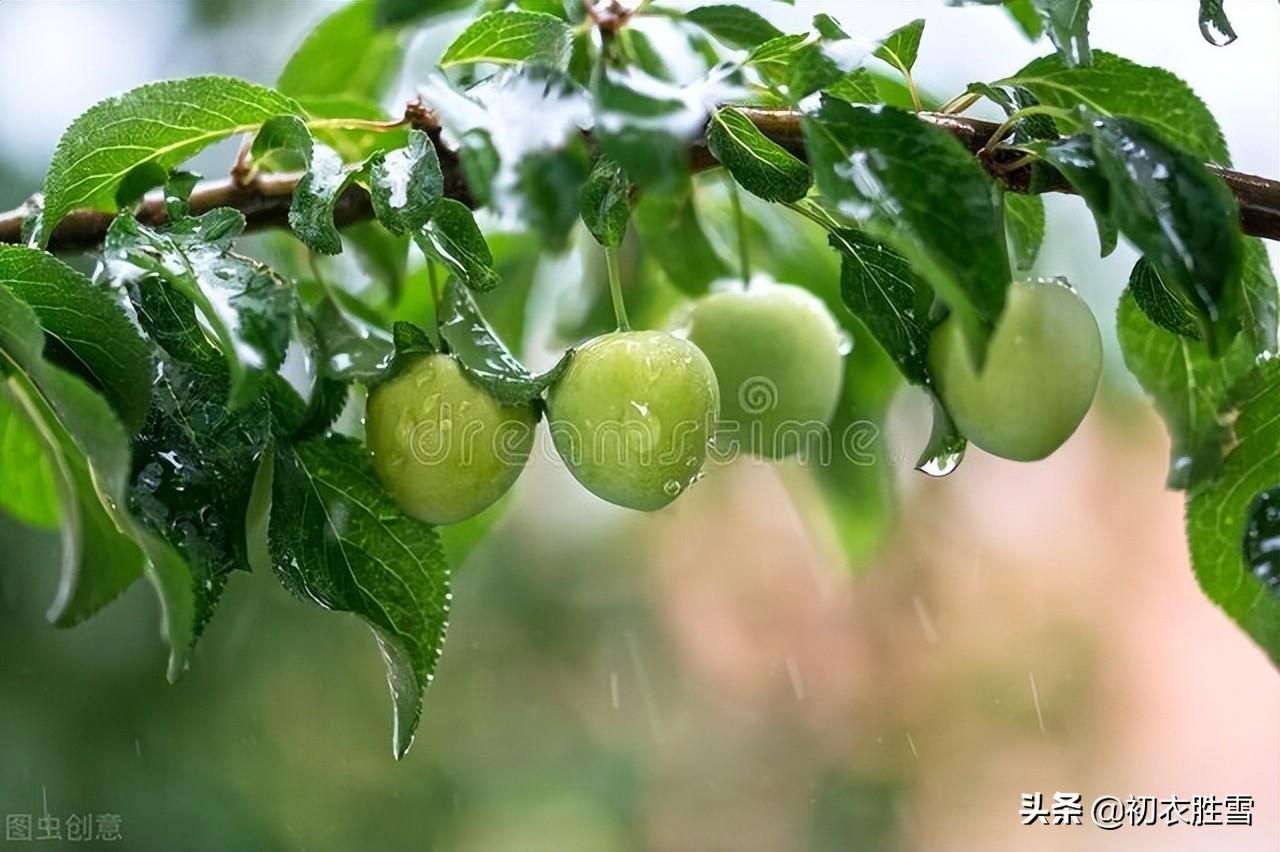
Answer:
top-left (1028, 671), bottom-right (1046, 734)
top-left (609, 672), bottom-right (620, 710)
top-left (912, 595), bottom-right (939, 645)
top-left (784, 656), bottom-right (806, 701)
top-left (1243, 487), bottom-right (1280, 597)
top-left (905, 733), bottom-right (919, 759)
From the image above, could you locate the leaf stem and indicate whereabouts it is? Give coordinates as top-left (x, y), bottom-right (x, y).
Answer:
top-left (727, 178), bottom-right (751, 284)
top-left (604, 245), bottom-right (631, 331)
top-left (979, 104), bottom-right (1076, 157)
top-left (938, 92), bottom-right (981, 116)
top-left (306, 116), bottom-right (411, 134)
top-left (427, 261), bottom-right (443, 334)
top-left (903, 71), bottom-right (924, 113)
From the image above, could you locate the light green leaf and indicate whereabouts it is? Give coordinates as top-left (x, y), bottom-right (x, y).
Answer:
top-left (1002, 51), bottom-right (1230, 164)
top-left (707, 107), bottom-right (811, 203)
top-left (417, 199), bottom-right (500, 292)
top-left (0, 388), bottom-right (60, 528)
top-left (874, 18), bottom-right (925, 73)
top-left (0, 246), bottom-right (153, 433)
top-left (440, 10), bottom-right (573, 69)
top-left (686, 5), bottom-right (784, 50)
top-left (268, 435), bottom-right (452, 759)
top-left (1117, 288), bottom-right (1251, 489)
top-left (38, 76), bottom-right (303, 243)
top-left (278, 0), bottom-right (404, 101)
top-left (1187, 360), bottom-right (1280, 664)
top-left (1003, 192), bottom-right (1045, 272)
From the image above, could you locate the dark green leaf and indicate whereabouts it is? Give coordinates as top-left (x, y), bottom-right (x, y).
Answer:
top-left (1186, 361), bottom-right (1280, 664)
top-left (1002, 51), bottom-right (1230, 163)
top-left (278, 0), bottom-right (404, 102)
top-left (1240, 239), bottom-right (1279, 358)
top-left (788, 37), bottom-right (876, 101)
top-left (1117, 289), bottom-right (1251, 488)
top-left (1128, 258), bottom-right (1202, 341)
top-left (686, 5), bottom-right (784, 50)
top-left (825, 68), bottom-right (880, 104)
top-left (632, 185), bottom-right (732, 297)
top-left (1034, 0), bottom-right (1091, 66)
top-left (579, 158), bottom-right (631, 247)
top-left (829, 228), bottom-right (930, 385)
top-left (376, 0), bottom-right (473, 28)
top-left (268, 435), bottom-right (452, 759)
top-left (0, 388), bottom-right (60, 528)
top-left (306, 296), bottom-right (394, 383)
top-left (418, 199), bottom-right (500, 292)
top-left (290, 143), bottom-right (366, 255)
top-left (707, 106), bottom-right (811, 203)
top-left (105, 210), bottom-right (294, 409)
top-left (457, 129), bottom-right (500, 206)
top-left (369, 129), bottom-right (445, 234)
top-left (874, 18), bottom-right (924, 73)
top-left (37, 77), bottom-right (303, 243)
top-left (1003, 192), bottom-right (1045, 271)
top-left (804, 98), bottom-right (1010, 357)
top-left (438, 277), bottom-right (567, 404)
top-left (1090, 116), bottom-right (1242, 351)
top-left (440, 10), bottom-right (572, 69)
top-left (1198, 0), bottom-right (1237, 46)
top-left (0, 246), bottom-right (153, 433)
top-left (515, 140), bottom-right (590, 251)
top-left (591, 65), bottom-right (694, 191)
top-left (1026, 133), bottom-right (1117, 255)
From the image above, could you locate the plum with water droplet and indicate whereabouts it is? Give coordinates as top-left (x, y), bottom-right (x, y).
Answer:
top-left (687, 280), bottom-right (845, 460)
top-left (366, 354), bottom-right (537, 525)
top-left (928, 278), bottom-right (1102, 462)
top-left (547, 330), bottom-right (718, 510)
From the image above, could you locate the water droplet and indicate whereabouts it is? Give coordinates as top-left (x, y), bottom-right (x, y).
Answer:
top-left (836, 329), bottom-right (853, 356)
top-left (918, 448), bottom-right (964, 478)
top-left (1243, 486), bottom-right (1280, 597)
top-left (1199, 16), bottom-right (1237, 46)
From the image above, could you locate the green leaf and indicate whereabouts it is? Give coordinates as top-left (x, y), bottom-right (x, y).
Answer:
top-left (591, 65), bottom-right (693, 191)
top-left (105, 209), bottom-right (295, 410)
top-left (829, 228), bottom-right (931, 385)
top-left (418, 199), bottom-right (500, 292)
top-left (874, 18), bottom-right (924, 73)
top-left (369, 129), bottom-right (445, 235)
top-left (686, 5), bottom-right (784, 50)
top-left (707, 107), bottom-right (811, 203)
top-left (1025, 134), bottom-right (1117, 255)
top-left (804, 99), bottom-right (1010, 358)
top-left (1090, 116), bottom-right (1242, 351)
top-left (278, 0), bottom-right (404, 101)
top-left (1240, 239), bottom-right (1279, 358)
top-left (515, 141), bottom-right (591, 251)
top-left (1128, 258), bottom-right (1202, 341)
top-left (305, 296), bottom-right (394, 384)
top-left (1033, 0), bottom-right (1091, 66)
top-left (1002, 51), bottom-right (1230, 164)
top-left (1003, 192), bottom-right (1045, 272)
top-left (37, 76), bottom-right (302, 243)
top-left (825, 68), bottom-right (880, 104)
top-left (1116, 289), bottom-right (1251, 489)
top-left (268, 435), bottom-right (452, 759)
top-left (632, 184), bottom-right (732, 297)
top-left (290, 143), bottom-right (367, 255)
top-left (579, 158), bottom-right (631, 248)
top-left (1198, 0), bottom-right (1237, 46)
top-left (0, 246), bottom-right (153, 433)
top-left (1003, 0), bottom-right (1046, 39)
top-left (0, 286), bottom-right (161, 639)
top-left (440, 10), bottom-right (572, 69)
top-left (745, 33), bottom-right (809, 81)
top-left (376, 0), bottom-right (473, 27)
top-left (251, 114), bottom-right (313, 170)
top-left (1186, 361), bottom-right (1280, 664)
top-left (438, 277), bottom-right (568, 405)
top-left (300, 95), bottom-right (409, 162)
top-left (0, 387), bottom-right (60, 528)
top-left (788, 36), bottom-right (876, 101)
top-left (457, 128), bottom-right (500, 206)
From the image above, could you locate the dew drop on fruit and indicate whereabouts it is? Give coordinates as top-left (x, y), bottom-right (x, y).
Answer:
top-left (836, 329), bottom-right (853, 356)
top-left (1243, 486), bottom-right (1280, 598)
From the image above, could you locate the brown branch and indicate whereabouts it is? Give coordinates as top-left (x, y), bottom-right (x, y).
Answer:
top-left (2, 106), bottom-right (1277, 254)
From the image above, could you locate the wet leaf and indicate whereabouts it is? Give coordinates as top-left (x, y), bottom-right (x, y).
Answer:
top-left (290, 143), bottom-right (367, 255)
top-left (440, 10), bottom-right (573, 69)
top-left (707, 106), bottom-right (811, 203)
top-left (417, 199), bottom-right (500, 292)
top-left (579, 158), bottom-right (631, 248)
top-left (1187, 360), bottom-right (1280, 664)
top-left (268, 435), bottom-right (452, 759)
top-left (0, 246), bottom-right (153, 433)
top-left (829, 228), bottom-right (931, 385)
top-left (804, 98), bottom-right (1009, 360)
top-left (369, 129), bottom-right (445, 234)
top-left (37, 76), bottom-right (303, 243)
top-left (1004, 192), bottom-right (1045, 272)
top-left (1198, 0), bottom-right (1237, 46)
top-left (686, 5), bottom-right (784, 50)
top-left (1025, 134), bottom-right (1117, 255)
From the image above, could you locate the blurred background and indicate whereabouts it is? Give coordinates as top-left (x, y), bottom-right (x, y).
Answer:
top-left (0, 1), bottom-right (1277, 850)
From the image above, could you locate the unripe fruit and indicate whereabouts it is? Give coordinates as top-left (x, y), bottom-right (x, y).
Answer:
top-left (366, 354), bottom-right (537, 525)
top-left (547, 330), bottom-right (719, 511)
top-left (928, 278), bottom-right (1103, 462)
top-left (687, 281), bottom-right (845, 460)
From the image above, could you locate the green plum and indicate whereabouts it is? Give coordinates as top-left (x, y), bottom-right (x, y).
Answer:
top-left (928, 278), bottom-right (1103, 462)
top-left (366, 354), bottom-right (537, 525)
top-left (547, 330), bottom-right (719, 511)
top-left (687, 280), bottom-right (845, 460)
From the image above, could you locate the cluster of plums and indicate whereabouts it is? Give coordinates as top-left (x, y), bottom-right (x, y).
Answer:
top-left (366, 277), bottom-right (1103, 526)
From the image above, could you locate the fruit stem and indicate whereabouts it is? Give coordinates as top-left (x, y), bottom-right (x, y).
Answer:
top-left (427, 261), bottom-right (443, 333)
top-left (728, 178), bottom-right (751, 285)
top-left (604, 245), bottom-right (631, 331)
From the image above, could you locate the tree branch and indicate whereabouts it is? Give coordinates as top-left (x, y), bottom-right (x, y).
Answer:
top-left (1, 106), bottom-right (1277, 254)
